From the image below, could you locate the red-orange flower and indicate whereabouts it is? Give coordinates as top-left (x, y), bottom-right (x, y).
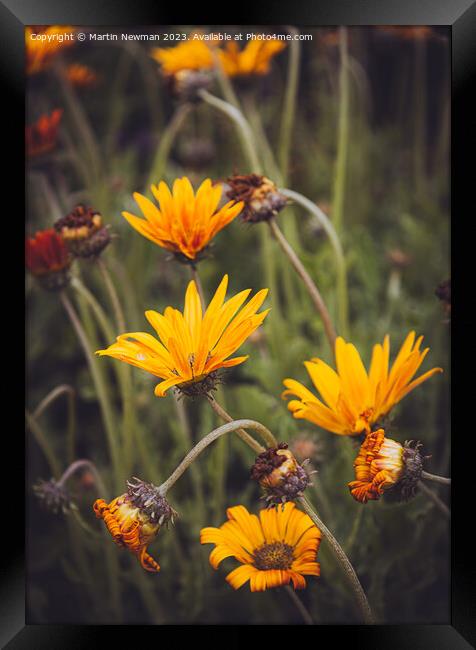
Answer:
top-left (25, 229), bottom-right (70, 277)
top-left (65, 63), bottom-right (98, 88)
top-left (348, 429), bottom-right (404, 503)
top-left (26, 109), bottom-right (63, 158)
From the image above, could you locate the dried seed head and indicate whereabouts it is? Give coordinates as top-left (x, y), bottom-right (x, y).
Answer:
top-left (226, 174), bottom-right (288, 223)
top-left (33, 478), bottom-right (73, 515)
top-left (54, 205), bottom-right (111, 258)
top-left (170, 69), bottom-right (213, 102)
top-left (384, 440), bottom-right (426, 503)
top-left (126, 477), bottom-right (178, 527)
top-left (251, 443), bottom-right (310, 507)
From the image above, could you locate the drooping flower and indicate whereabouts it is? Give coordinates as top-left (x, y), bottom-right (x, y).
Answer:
top-left (282, 332), bottom-right (443, 436)
top-left (65, 63), bottom-right (98, 88)
top-left (218, 40), bottom-right (286, 78)
top-left (251, 443), bottom-right (311, 506)
top-left (26, 109), bottom-right (63, 158)
top-left (225, 174), bottom-right (287, 223)
top-left (54, 204), bottom-right (110, 258)
top-left (200, 502), bottom-right (321, 592)
top-left (93, 477), bottom-right (176, 572)
top-left (97, 274), bottom-right (269, 397)
top-left (122, 177), bottom-right (243, 262)
top-left (33, 478), bottom-right (73, 514)
top-left (150, 39), bottom-right (215, 100)
top-left (25, 228), bottom-right (71, 291)
top-left (25, 26), bottom-right (76, 75)
top-left (348, 429), bottom-right (425, 503)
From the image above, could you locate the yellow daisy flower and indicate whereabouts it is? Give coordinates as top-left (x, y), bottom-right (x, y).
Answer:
top-left (26, 26), bottom-right (76, 75)
top-left (122, 177), bottom-right (244, 262)
top-left (150, 39), bottom-right (214, 76)
top-left (96, 275), bottom-right (270, 397)
top-left (282, 332), bottom-right (443, 436)
top-left (200, 502), bottom-right (321, 592)
top-left (218, 40), bottom-right (286, 77)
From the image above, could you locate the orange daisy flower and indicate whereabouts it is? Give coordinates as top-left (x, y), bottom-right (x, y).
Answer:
top-left (218, 40), bottom-right (286, 77)
top-left (122, 177), bottom-right (243, 261)
top-left (150, 39), bottom-right (215, 76)
top-left (96, 274), bottom-right (269, 397)
top-left (25, 26), bottom-right (76, 75)
top-left (282, 332), bottom-right (443, 436)
top-left (200, 502), bottom-right (321, 591)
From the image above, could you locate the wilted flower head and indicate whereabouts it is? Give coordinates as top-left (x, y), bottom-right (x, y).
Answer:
top-left (200, 502), bottom-right (321, 591)
top-left (26, 109), bottom-right (63, 158)
top-left (348, 429), bottom-right (425, 503)
top-left (54, 205), bottom-right (110, 258)
top-left (122, 177), bottom-right (243, 262)
top-left (97, 274), bottom-right (270, 397)
top-left (93, 478), bottom-right (176, 572)
top-left (218, 40), bottom-right (286, 78)
top-left (251, 443), bottom-right (311, 506)
top-left (25, 26), bottom-right (76, 75)
top-left (33, 478), bottom-right (72, 514)
top-left (26, 228), bottom-right (71, 291)
top-left (226, 174), bottom-right (287, 223)
top-left (283, 332), bottom-right (443, 436)
top-left (65, 63), bottom-right (98, 88)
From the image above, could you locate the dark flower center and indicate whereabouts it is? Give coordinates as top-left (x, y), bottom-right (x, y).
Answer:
top-left (253, 542), bottom-right (294, 570)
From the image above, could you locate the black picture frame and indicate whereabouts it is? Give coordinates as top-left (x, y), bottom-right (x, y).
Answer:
top-left (7, 0), bottom-right (475, 646)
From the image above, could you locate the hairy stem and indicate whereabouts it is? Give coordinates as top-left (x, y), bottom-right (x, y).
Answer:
top-left (32, 384), bottom-right (77, 464)
top-left (421, 470), bottom-right (451, 486)
top-left (279, 28), bottom-right (301, 182)
top-left (96, 257), bottom-right (127, 332)
top-left (285, 585), bottom-right (313, 625)
top-left (419, 481), bottom-right (450, 518)
top-left (57, 458), bottom-right (109, 499)
top-left (268, 217), bottom-right (337, 353)
top-left (25, 410), bottom-right (62, 479)
top-left (207, 395), bottom-right (276, 453)
top-left (158, 419), bottom-right (275, 495)
top-left (298, 495), bottom-right (374, 624)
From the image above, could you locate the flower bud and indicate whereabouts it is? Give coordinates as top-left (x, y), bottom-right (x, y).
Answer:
top-left (54, 205), bottom-right (110, 258)
top-left (226, 174), bottom-right (288, 223)
top-left (251, 443), bottom-right (310, 507)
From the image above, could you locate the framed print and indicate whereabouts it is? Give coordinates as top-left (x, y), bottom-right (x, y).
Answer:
top-left (2, 0), bottom-right (475, 646)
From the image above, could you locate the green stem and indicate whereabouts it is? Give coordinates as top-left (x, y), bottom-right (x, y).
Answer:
top-left (285, 585), bottom-right (313, 625)
top-left (279, 28), bottom-right (301, 182)
top-left (418, 481), bottom-right (450, 518)
top-left (198, 89), bottom-right (262, 172)
top-left (207, 395), bottom-right (276, 453)
top-left (144, 103), bottom-right (193, 194)
top-left (268, 217), bottom-right (337, 354)
top-left (421, 471), bottom-right (451, 486)
top-left (158, 418), bottom-right (276, 495)
top-left (332, 26), bottom-right (350, 236)
top-left (32, 384), bottom-right (77, 465)
top-left (96, 257), bottom-right (127, 334)
top-left (298, 495), bottom-right (374, 624)
top-left (58, 458), bottom-right (109, 499)
top-left (25, 410), bottom-right (62, 479)
top-left (280, 187), bottom-right (348, 338)
top-left (60, 291), bottom-right (123, 490)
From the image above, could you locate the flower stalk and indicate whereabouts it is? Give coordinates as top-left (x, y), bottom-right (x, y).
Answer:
top-left (421, 471), bottom-right (451, 485)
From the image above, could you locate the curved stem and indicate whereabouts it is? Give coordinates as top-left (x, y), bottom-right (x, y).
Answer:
top-left (332, 26), bottom-right (350, 236)
top-left (285, 585), bottom-right (313, 625)
top-left (158, 419), bottom-right (275, 495)
top-left (268, 217), bottom-right (337, 353)
top-left (421, 470), bottom-right (451, 485)
top-left (198, 89), bottom-right (262, 172)
top-left (281, 188), bottom-right (348, 339)
top-left (419, 481), bottom-right (451, 518)
top-left (207, 395), bottom-right (276, 453)
top-left (144, 103), bottom-right (192, 193)
top-left (298, 495), bottom-right (374, 624)
top-left (60, 291), bottom-right (123, 489)
top-left (32, 384), bottom-right (76, 464)
top-left (96, 257), bottom-right (127, 332)
top-left (279, 28), bottom-right (301, 182)
top-left (57, 459), bottom-right (109, 499)
top-left (25, 410), bottom-right (62, 479)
